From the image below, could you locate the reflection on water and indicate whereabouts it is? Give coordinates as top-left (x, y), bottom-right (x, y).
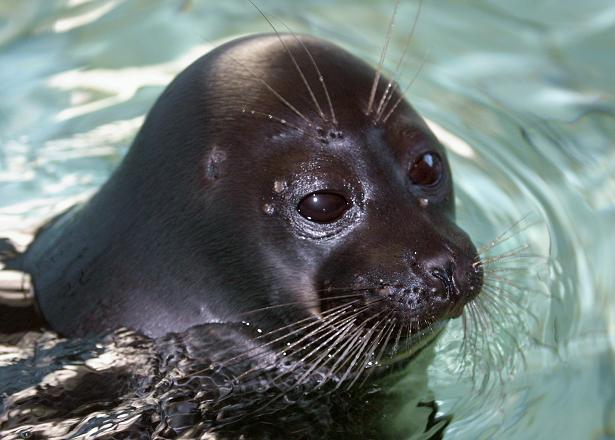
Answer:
top-left (0, 0), bottom-right (613, 438)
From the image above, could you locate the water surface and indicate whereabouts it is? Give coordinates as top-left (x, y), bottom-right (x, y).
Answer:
top-left (0, 0), bottom-right (613, 438)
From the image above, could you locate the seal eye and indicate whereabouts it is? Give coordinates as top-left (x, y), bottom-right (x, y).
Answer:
top-left (409, 152), bottom-right (443, 186)
top-left (297, 191), bottom-right (351, 224)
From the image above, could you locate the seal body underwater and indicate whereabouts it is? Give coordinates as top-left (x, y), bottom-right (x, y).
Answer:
top-left (2, 33), bottom-right (483, 344)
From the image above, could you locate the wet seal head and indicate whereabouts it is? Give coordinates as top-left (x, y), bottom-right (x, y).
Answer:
top-left (194, 34), bottom-right (484, 343)
top-left (12, 34), bottom-right (483, 368)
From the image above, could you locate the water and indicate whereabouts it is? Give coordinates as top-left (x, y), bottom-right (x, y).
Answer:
top-left (0, 0), bottom-right (613, 438)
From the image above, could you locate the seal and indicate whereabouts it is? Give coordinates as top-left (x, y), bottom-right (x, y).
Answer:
top-left (3, 33), bottom-right (483, 349)
top-left (0, 33), bottom-right (480, 438)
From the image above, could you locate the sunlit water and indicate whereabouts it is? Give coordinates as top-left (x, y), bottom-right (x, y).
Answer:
top-left (0, 0), bottom-right (614, 438)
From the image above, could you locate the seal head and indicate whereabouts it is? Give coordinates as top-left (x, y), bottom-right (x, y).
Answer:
top-left (19, 34), bottom-right (482, 339)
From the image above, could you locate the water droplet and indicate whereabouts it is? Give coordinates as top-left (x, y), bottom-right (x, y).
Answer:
top-left (257, 328), bottom-right (263, 334)
top-left (273, 180), bottom-right (287, 193)
top-left (262, 203), bottom-right (275, 215)
top-left (419, 198), bottom-right (429, 208)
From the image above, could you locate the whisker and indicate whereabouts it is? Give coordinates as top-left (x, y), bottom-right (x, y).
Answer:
top-left (266, 317), bottom-right (355, 385)
top-left (277, 21), bottom-right (338, 126)
top-left (259, 315), bottom-right (367, 410)
top-left (475, 244), bottom-right (531, 267)
top-left (375, 0), bottom-right (423, 122)
top-left (346, 320), bottom-right (388, 390)
top-left (230, 305), bottom-right (360, 377)
top-left (275, 305), bottom-right (368, 361)
top-left (466, 303), bottom-right (482, 381)
top-left (477, 214), bottom-right (534, 255)
top-left (214, 302), bottom-right (357, 373)
top-left (325, 308), bottom-right (388, 384)
top-left (338, 323), bottom-right (380, 388)
top-left (484, 273), bottom-right (551, 301)
top-left (218, 47), bottom-right (313, 126)
top-left (481, 284), bottom-right (538, 331)
top-left (357, 315), bottom-right (397, 388)
top-left (373, 317), bottom-right (397, 366)
top-left (367, 0), bottom-right (401, 115)
top-left (293, 319), bottom-right (358, 386)
top-left (457, 309), bottom-right (470, 368)
top-left (474, 298), bottom-right (513, 379)
top-left (247, 0), bottom-right (327, 123)
top-left (241, 107), bottom-right (307, 134)
top-left (237, 293), bottom-right (364, 317)
top-left (381, 50), bottom-right (429, 124)
top-left (391, 319), bottom-right (404, 355)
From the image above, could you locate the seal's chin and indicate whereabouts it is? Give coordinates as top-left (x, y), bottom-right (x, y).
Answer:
top-left (379, 320), bottom-right (448, 368)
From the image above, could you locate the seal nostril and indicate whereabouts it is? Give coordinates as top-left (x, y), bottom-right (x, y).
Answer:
top-left (430, 263), bottom-right (459, 301)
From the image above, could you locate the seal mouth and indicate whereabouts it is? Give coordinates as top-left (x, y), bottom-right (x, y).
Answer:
top-left (319, 283), bottom-right (461, 337)
top-left (378, 319), bottom-right (447, 367)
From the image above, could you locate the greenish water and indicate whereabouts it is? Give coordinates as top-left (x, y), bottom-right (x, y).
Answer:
top-left (0, 0), bottom-right (613, 438)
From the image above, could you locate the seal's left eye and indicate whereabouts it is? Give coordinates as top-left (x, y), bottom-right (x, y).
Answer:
top-left (297, 191), bottom-right (351, 224)
top-left (409, 152), bottom-right (443, 186)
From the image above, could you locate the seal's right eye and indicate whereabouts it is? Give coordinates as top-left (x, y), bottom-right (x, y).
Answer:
top-left (297, 191), bottom-right (351, 224)
top-left (409, 152), bottom-right (443, 187)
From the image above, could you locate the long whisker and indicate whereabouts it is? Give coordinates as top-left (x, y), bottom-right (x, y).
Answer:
top-left (367, 0), bottom-right (401, 115)
top-left (475, 244), bottom-right (531, 267)
top-left (477, 214), bottom-right (534, 254)
top-left (204, 302), bottom-right (356, 378)
top-left (381, 50), bottom-right (429, 124)
top-left (325, 309), bottom-right (387, 384)
top-left (237, 293), bottom-right (364, 317)
top-left (225, 303), bottom-right (359, 373)
top-left (248, 0), bottom-right (327, 123)
top-left (289, 318), bottom-right (359, 386)
top-left (240, 107), bottom-right (315, 137)
top-left (255, 308), bottom-right (372, 408)
top-left (337, 322), bottom-right (380, 388)
top-left (219, 46), bottom-right (313, 126)
top-left (258, 303), bottom-right (373, 366)
top-left (277, 21), bottom-right (338, 126)
top-left (374, 0), bottom-right (423, 121)
top-left (346, 321), bottom-right (388, 390)
top-left (356, 315), bottom-right (397, 388)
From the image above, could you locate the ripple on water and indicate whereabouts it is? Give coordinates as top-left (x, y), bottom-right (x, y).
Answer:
top-left (0, 1), bottom-right (613, 439)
